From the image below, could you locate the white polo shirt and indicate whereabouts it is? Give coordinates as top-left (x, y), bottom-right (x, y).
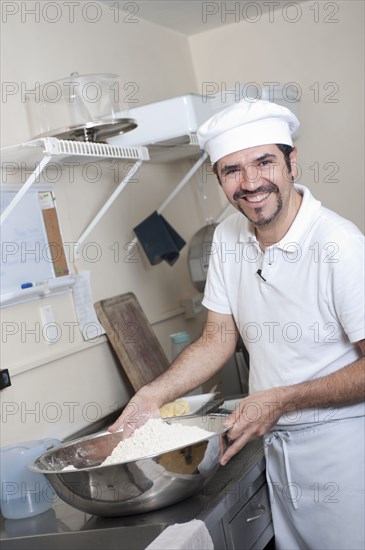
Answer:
top-left (203, 185), bottom-right (365, 425)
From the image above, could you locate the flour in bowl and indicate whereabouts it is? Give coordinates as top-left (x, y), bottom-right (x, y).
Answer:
top-left (101, 418), bottom-right (214, 465)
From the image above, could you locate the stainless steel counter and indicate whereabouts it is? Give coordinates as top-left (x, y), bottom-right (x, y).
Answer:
top-left (1, 436), bottom-right (269, 550)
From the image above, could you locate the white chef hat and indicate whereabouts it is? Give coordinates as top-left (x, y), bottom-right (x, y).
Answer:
top-left (197, 99), bottom-right (300, 164)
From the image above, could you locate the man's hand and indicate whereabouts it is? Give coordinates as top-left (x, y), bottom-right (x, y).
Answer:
top-left (108, 390), bottom-right (161, 438)
top-left (221, 388), bottom-right (284, 465)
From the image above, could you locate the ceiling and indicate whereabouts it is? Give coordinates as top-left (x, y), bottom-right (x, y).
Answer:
top-left (102, 1), bottom-right (308, 36)
top-left (134, 0), bottom-right (238, 35)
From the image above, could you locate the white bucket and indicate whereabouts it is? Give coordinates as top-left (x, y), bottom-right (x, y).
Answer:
top-left (0, 438), bottom-right (60, 519)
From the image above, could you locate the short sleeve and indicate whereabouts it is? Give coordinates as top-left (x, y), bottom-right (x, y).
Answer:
top-left (328, 223), bottom-right (365, 343)
top-left (202, 227), bottom-right (232, 314)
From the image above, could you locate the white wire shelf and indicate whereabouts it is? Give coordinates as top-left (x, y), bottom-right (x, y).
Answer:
top-left (0, 137), bottom-right (149, 242)
top-left (0, 137), bottom-right (149, 169)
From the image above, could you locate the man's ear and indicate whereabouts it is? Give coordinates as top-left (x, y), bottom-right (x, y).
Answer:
top-left (290, 147), bottom-right (298, 179)
top-left (213, 162), bottom-right (222, 186)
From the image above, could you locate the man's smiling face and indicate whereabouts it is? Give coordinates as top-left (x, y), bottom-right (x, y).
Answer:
top-left (216, 144), bottom-right (297, 228)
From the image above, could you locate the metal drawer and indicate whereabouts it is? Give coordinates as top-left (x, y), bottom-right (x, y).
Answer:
top-left (226, 483), bottom-right (272, 550)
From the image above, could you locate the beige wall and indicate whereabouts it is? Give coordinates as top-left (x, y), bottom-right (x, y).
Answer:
top-left (188, 0), bottom-right (364, 230)
top-left (1, 1), bottom-right (363, 446)
top-left (0, 2), bottom-right (224, 446)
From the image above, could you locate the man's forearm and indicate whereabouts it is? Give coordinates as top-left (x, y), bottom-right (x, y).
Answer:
top-left (137, 311), bottom-right (238, 406)
top-left (109, 311), bottom-right (238, 433)
top-left (279, 355), bottom-right (365, 414)
top-left (140, 333), bottom-right (235, 405)
top-left (221, 350), bottom-right (365, 465)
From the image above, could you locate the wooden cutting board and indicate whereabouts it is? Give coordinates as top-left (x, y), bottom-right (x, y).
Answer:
top-left (94, 293), bottom-right (170, 391)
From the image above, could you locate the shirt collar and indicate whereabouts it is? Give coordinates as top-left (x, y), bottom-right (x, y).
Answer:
top-left (247, 185), bottom-right (322, 251)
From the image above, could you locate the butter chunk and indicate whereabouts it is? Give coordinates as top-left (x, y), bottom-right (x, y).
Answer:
top-left (160, 399), bottom-right (190, 418)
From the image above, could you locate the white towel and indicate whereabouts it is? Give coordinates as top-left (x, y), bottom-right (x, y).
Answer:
top-left (145, 519), bottom-right (214, 550)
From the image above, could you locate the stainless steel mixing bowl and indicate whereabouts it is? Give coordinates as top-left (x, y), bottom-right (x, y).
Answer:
top-left (31, 415), bottom-right (229, 517)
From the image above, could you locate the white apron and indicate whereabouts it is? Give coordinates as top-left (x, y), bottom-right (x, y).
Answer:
top-left (264, 416), bottom-right (365, 550)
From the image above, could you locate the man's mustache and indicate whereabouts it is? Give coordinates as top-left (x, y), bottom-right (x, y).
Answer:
top-left (233, 184), bottom-right (278, 202)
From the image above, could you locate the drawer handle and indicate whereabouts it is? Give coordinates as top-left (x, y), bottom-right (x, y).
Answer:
top-left (246, 504), bottom-right (267, 523)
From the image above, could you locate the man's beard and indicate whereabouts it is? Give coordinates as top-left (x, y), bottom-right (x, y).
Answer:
top-left (233, 184), bottom-right (283, 226)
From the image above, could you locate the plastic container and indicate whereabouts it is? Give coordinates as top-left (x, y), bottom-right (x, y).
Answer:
top-left (0, 438), bottom-right (61, 519)
top-left (170, 332), bottom-right (202, 395)
top-left (3, 507), bottom-right (59, 537)
top-left (25, 73), bottom-right (136, 142)
top-left (170, 331), bottom-right (191, 361)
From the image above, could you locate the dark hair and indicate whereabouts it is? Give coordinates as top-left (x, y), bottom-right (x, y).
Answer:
top-left (212, 143), bottom-right (294, 184)
top-left (276, 144), bottom-right (294, 173)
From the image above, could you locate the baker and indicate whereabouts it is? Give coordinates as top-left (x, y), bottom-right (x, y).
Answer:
top-left (110, 99), bottom-right (365, 549)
